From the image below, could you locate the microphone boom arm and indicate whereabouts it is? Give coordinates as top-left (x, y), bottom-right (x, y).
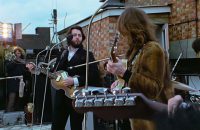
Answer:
top-left (171, 52), bottom-right (182, 77)
top-left (0, 75), bottom-right (23, 80)
top-left (68, 54), bottom-right (125, 69)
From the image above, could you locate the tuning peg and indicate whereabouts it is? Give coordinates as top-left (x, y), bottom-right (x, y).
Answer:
top-left (124, 96), bottom-right (136, 106)
top-left (122, 87), bottom-right (131, 94)
top-left (75, 98), bottom-right (85, 107)
top-left (104, 97), bottom-right (114, 106)
top-left (114, 97), bottom-right (125, 106)
top-left (84, 98), bottom-right (94, 107)
top-left (94, 97), bottom-right (104, 107)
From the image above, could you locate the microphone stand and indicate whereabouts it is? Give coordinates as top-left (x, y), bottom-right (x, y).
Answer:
top-left (39, 39), bottom-right (64, 128)
top-left (84, 1), bottom-right (108, 130)
top-left (32, 48), bottom-right (49, 126)
top-left (39, 9), bottom-right (59, 128)
top-left (84, 3), bottom-right (125, 130)
top-left (171, 52), bottom-right (183, 79)
top-left (85, 4), bottom-right (124, 90)
top-left (39, 41), bottom-right (60, 128)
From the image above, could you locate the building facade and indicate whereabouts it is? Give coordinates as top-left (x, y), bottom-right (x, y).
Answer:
top-left (58, 0), bottom-right (200, 91)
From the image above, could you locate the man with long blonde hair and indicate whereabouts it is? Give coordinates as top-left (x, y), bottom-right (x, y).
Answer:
top-left (106, 7), bottom-right (174, 130)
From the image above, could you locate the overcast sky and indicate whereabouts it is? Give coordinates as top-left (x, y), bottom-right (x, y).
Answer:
top-left (0, 0), bottom-right (102, 34)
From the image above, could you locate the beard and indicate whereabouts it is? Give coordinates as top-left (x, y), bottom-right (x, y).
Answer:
top-left (69, 41), bottom-right (82, 48)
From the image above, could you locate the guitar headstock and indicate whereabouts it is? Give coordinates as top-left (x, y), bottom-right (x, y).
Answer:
top-left (5, 52), bottom-right (26, 64)
top-left (5, 52), bottom-right (16, 61)
top-left (110, 32), bottom-right (120, 63)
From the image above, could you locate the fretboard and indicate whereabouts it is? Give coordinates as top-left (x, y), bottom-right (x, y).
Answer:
top-left (39, 67), bottom-right (57, 79)
top-left (14, 57), bottom-right (57, 79)
top-left (15, 58), bottom-right (26, 64)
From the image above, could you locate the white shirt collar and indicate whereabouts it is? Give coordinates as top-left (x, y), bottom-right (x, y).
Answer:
top-left (68, 46), bottom-right (79, 61)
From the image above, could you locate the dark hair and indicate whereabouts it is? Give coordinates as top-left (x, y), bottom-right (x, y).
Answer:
top-left (66, 25), bottom-right (86, 41)
top-left (192, 38), bottom-right (200, 53)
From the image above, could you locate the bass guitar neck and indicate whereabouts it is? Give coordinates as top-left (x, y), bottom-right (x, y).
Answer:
top-left (110, 32), bottom-right (127, 89)
top-left (74, 92), bottom-right (167, 120)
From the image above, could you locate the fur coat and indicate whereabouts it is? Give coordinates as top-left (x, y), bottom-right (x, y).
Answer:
top-left (127, 41), bottom-right (174, 130)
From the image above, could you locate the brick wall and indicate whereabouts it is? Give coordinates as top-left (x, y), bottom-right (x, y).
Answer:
top-left (63, 0), bottom-right (200, 76)
top-left (168, 0), bottom-right (198, 41)
top-left (81, 16), bottom-right (128, 76)
top-left (59, 0), bottom-right (200, 69)
top-left (126, 0), bottom-right (169, 6)
top-left (126, 0), bottom-right (200, 59)
top-left (127, 0), bottom-right (200, 41)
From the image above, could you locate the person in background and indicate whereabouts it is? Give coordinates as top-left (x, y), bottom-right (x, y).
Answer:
top-left (5, 46), bottom-right (27, 112)
top-left (166, 37), bottom-right (200, 128)
top-left (168, 95), bottom-right (200, 115)
top-left (106, 7), bottom-right (174, 130)
top-left (192, 38), bottom-right (200, 58)
top-left (154, 95), bottom-right (200, 130)
top-left (168, 95), bottom-right (185, 116)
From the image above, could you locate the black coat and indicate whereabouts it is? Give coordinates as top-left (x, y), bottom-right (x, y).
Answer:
top-left (54, 47), bottom-right (101, 87)
top-left (51, 47), bottom-right (101, 129)
top-left (5, 60), bottom-right (26, 93)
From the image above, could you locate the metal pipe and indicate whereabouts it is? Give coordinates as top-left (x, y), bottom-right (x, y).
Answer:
top-left (0, 75), bottom-right (23, 80)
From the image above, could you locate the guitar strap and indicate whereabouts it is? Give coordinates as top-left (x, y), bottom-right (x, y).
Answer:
top-left (127, 48), bottom-right (142, 72)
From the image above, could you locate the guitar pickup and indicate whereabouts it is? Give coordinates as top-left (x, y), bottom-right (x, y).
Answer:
top-left (56, 75), bottom-right (61, 81)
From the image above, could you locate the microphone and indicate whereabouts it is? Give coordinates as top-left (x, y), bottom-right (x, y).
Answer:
top-left (61, 34), bottom-right (73, 43)
top-left (43, 46), bottom-right (50, 61)
top-left (49, 34), bottom-right (73, 59)
top-left (45, 46), bottom-right (50, 50)
top-left (58, 34), bottom-right (73, 50)
top-left (19, 78), bottom-right (25, 97)
top-left (53, 9), bottom-right (57, 24)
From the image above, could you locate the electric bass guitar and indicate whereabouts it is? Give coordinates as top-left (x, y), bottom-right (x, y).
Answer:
top-left (5, 52), bottom-right (82, 99)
